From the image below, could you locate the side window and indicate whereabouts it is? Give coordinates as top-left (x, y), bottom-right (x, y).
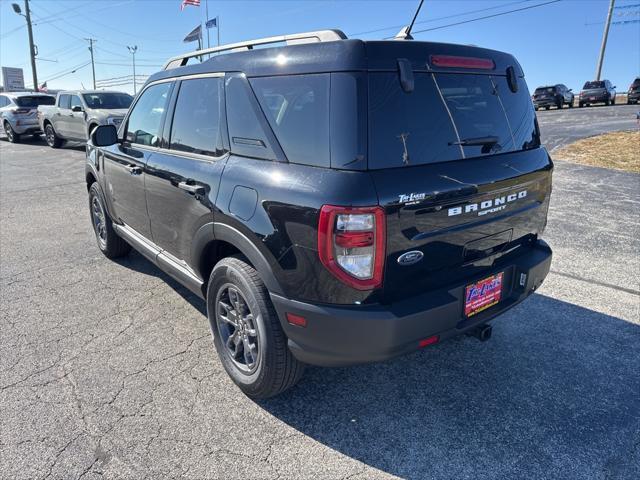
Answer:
top-left (59, 95), bottom-right (70, 109)
top-left (0, 96), bottom-right (7, 107)
top-left (70, 95), bottom-right (82, 110)
top-left (250, 74), bottom-right (330, 168)
top-left (225, 74), bottom-right (276, 161)
top-left (125, 82), bottom-right (171, 147)
top-left (169, 77), bottom-right (224, 157)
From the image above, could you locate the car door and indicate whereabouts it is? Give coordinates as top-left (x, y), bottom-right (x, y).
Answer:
top-left (102, 81), bottom-right (173, 239)
top-left (68, 94), bottom-right (86, 139)
top-left (145, 74), bottom-right (228, 270)
top-left (55, 94), bottom-right (71, 136)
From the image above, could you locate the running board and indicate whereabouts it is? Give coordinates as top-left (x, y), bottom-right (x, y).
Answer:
top-left (113, 223), bottom-right (205, 299)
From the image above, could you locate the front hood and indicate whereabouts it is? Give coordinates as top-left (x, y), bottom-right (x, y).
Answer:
top-left (89, 108), bottom-right (128, 118)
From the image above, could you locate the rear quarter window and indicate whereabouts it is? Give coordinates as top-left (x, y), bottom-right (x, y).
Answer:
top-left (250, 74), bottom-right (330, 168)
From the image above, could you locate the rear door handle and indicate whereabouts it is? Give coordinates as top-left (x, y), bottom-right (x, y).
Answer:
top-left (126, 165), bottom-right (142, 175)
top-left (178, 181), bottom-right (205, 195)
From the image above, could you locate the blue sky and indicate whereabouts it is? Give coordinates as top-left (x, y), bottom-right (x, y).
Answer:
top-left (1, 0), bottom-right (639, 94)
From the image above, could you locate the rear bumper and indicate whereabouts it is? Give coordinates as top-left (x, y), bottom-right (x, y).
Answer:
top-left (272, 239), bottom-right (552, 367)
top-left (11, 119), bottom-right (41, 135)
top-left (627, 92), bottom-right (640, 102)
top-left (533, 99), bottom-right (558, 107)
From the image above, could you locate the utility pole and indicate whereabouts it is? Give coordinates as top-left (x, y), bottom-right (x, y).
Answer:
top-left (595, 0), bottom-right (615, 81)
top-left (11, 1), bottom-right (38, 90)
top-left (86, 38), bottom-right (96, 89)
top-left (127, 46), bottom-right (138, 95)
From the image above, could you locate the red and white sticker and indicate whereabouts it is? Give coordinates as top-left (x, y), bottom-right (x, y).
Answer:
top-left (464, 272), bottom-right (504, 317)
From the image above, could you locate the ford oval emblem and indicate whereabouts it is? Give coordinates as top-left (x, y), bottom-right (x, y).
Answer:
top-left (397, 250), bottom-right (424, 266)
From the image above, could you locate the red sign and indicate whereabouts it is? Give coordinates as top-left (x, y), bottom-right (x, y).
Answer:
top-left (464, 272), bottom-right (504, 317)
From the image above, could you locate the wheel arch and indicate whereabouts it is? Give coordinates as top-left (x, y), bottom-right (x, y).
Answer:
top-left (193, 222), bottom-right (284, 298)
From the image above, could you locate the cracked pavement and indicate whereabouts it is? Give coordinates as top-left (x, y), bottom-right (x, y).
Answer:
top-left (1, 126), bottom-right (638, 479)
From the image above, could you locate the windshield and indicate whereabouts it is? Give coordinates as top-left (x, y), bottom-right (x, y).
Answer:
top-left (15, 95), bottom-right (55, 107)
top-left (534, 87), bottom-right (555, 94)
top-left (631, 79), bottom-right (640, 88)
top-left (368, 72), bottom-right (538, 169)
top-left (82, 92), bottom-right (133, 109)
top-left (583, 81), bottom-right (604, 89)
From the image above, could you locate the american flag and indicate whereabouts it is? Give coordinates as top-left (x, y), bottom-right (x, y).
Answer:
top-left (180, 0), bottom-right (200, 11)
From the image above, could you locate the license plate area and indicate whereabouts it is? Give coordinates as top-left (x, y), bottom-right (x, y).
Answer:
top-left (464, 272), bottom-right (504, 317)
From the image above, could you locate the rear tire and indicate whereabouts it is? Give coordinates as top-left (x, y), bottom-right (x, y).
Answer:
top-left (88, 183), bottom-right (131, 259)
top-left (545, 106), bottom-right (550, 110)
top-left (556, 98), bottom-right (563, 109)
top-left (44, 123), bottom-right (63, 148)
top-left (4, 121), bottom-right (20, 143)
top-left (207, 256), bottom-right (305, 399)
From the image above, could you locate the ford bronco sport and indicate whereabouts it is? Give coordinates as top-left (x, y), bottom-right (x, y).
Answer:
top-left (86, 30), bottom-right (553, 398)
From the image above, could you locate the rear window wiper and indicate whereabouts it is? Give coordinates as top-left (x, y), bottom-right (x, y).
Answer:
top-left (449, 136), bottom-right (499, 147)
top-left (449, 136), bottom-right (501, 154)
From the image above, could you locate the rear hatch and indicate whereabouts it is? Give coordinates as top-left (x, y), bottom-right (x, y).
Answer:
top-left (364, 42), bottom-right (552, 302)
top-left (14, 95), bottom-right (55, 122)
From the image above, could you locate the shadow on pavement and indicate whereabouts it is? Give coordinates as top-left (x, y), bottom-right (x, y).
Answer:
top-left (259, 294), bottom-right (640, 479)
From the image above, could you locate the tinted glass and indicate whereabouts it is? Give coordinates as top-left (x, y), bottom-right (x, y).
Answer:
top-left (632, 78), bottom-right (640, 88)
top-left (436, 73), bottom-right (515, 157)
top-left (330, 72), bottom-right (367, 170)
top-left (368, 73), bottom-right (461, 169)
top-left (15, 95), bottom-right (55, 107)
top-left (534, 87), bottom-right (555, 94)
top-left (492, 76), bottom-right (539, 151)
top-left (59, 94), bottom-right (70, 109)
top-left (126, 82), bottom-right (171, 147)
top-left (0, 96), bottom-right (7, 107)
top-left (251, 74), bottom-right (330, 167)
top-left (584, 81), bottom-right (604, 89)
top-left (225, 74), bottom-right (276, 160)
top-left (82, 93), bottom-right (133, 109)
top-left (70, 95), bottom-right (83, 109)
top-left (170, 77), bottom-right (224, 157)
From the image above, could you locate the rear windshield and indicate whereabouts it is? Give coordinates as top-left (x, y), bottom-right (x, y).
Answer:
top-left (82, 92), bottom-right (133, 109)
top-left (15, 95), bottom-right (55, 107)
top-left (583, 81), bottom-right (604, 89)
top-left (534, 87), bottom-right (555, 94)
top-left (632, 79), bottom-right (640, 88)
top-left (368, 72), bottom-right (538, 169)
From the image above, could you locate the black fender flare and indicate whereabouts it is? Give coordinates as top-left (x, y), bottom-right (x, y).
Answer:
top-left (194, 222), bottom-right (284, 295)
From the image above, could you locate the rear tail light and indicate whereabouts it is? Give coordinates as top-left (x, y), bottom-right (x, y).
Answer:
top-left (318, 205), bottom-right (385, 290)
top-left (430, 55), bottom-right (495, 70)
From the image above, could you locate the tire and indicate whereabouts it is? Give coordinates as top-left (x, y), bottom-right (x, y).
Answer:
top-left (207, 256), bottom-right (305, 399)
top-left (88, 182), bottom-right (131, 259)
top-left (569, 97), bottom-right (574, 108)
top-left (556, 98), bottom-right (563, 109)
top-left (545, 106), bottom-right (550, 110)
top-left (4, 121), bottom-right (20, 143)
top-left (44, 123), bottom-right (63, 148)
top-left (579, 103), bottom-right (583, 108)
top-left (534, 107), bottom-right (538, 111)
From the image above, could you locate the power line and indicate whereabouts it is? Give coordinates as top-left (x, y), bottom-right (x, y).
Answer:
top-left (407, 0), bottom-right (563, 36)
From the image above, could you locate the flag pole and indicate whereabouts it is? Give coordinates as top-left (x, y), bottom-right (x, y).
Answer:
top-left (217, 15), bottom-right (220, 46)
top-left (205, 0), bottom-right (211, 49)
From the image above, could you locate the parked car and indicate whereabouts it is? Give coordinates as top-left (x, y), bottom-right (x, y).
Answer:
top-left (0, 92), bottom-right (55, 143)
top-left (532, 84), bottom-right (574, 110)
top-left (38, 90), bottom-right (133, 148)
top-left (627, 77), bottom-right (640, 104)
top-left (86, 30), bottom-right (553, 398)
top-left (579, 80), bottom-right (616, 107)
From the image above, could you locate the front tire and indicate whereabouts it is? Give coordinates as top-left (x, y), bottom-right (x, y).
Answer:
top-left (44, 123), bottom-right (63, 148)
top-left (88, 183), bottom-right (131, 259)
top-left (207, 256), bottom-right (305, 399)
top-left (4, 121), bottom-right (20, 143)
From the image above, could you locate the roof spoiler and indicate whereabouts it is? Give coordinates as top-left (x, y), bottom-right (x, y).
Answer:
top-left (163, 29), bottom-right (347, 70)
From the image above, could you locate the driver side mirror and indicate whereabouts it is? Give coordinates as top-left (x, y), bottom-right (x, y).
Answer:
top-left (568, 88), bottom-right (573, 92)
top-left (71, 105), bottom-right (84, 113)
top-left (91, 125), bottom-right (118, 147)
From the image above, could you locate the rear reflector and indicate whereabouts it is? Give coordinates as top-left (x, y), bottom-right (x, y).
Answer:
top-left (286, 313), bottom-right (307, 327)
top-left (418, 335), bottom-right (439, 348)
top-left (430, 55), bottom-right (495, 70)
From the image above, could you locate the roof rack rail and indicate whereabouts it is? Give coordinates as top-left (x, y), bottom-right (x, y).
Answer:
top-left (163, 29), bottom-right (347, 70)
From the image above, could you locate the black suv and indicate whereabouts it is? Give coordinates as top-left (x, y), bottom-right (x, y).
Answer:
top-left (86, 30), bottom-right (553, 398)
top-left (579, 79), bottom-right (616, 107)
top-left (532, 84), bottom-right (574, 110)
top-left (627, 77), bottom-right (640, 104)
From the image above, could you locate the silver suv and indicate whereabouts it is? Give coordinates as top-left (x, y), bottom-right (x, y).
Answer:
top-left (0, 92), bottom-right (55, 143)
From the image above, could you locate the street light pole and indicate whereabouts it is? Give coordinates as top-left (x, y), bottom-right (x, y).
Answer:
top-left (595, 0), bottom-right (615, 81)
top-left (86, 38), bottom-right (97, 89)
top-left (12, 1), bottom-right (38, 90)
top-left (127, 46), bottom-right (138, 95)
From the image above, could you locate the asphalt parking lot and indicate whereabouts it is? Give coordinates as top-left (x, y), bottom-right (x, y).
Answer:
top-left (1, 115), bottom-right (639, 479)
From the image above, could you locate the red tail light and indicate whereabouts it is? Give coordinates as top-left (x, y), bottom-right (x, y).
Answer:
top-left (430, 55), bottom-right (495, 70)
top-left (318, 205), bottom-right (385, 290)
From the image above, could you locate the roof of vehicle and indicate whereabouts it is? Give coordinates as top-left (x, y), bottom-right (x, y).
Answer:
top-left (535, 85), bottom-right (558, 89)
top-left (2, 91), bottom-right (54, 97)
top-left (57, 90), bottom-right (131, 95)
top-left (146, 38), bottom-right (524, 86)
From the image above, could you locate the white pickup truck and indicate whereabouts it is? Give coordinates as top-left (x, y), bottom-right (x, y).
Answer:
top-left (38, 90), bottom-right (133, 148)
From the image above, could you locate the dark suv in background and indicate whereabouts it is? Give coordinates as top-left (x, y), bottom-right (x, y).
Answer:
top-left (86, 30), bottom-right (553, 398)
top-left (532, 84), bottom-right (574, 110)
top-left (579, 79), bottom-right (616, 107)
top-left (627, 77), bottom-right (640, 104)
